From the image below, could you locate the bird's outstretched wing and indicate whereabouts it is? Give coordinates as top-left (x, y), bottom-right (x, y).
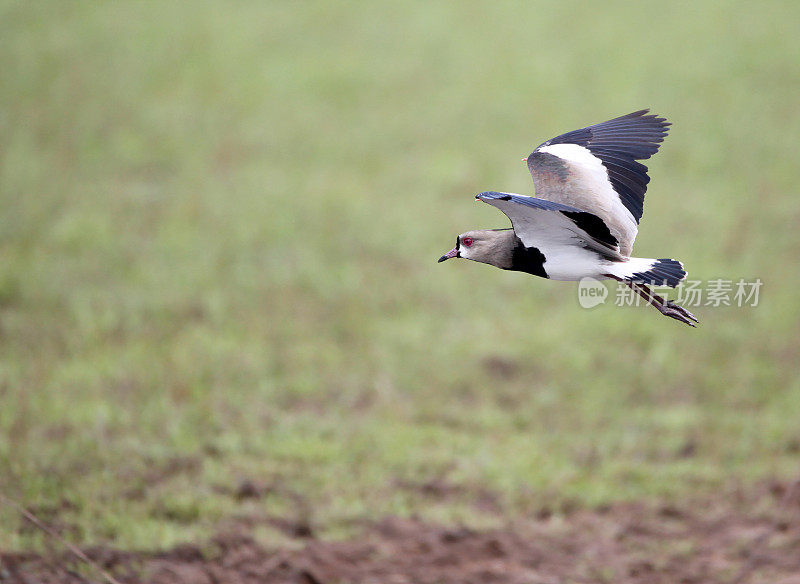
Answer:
top-left (477, 191), bottom-right (624, 261)
top-left (525, 109), bottom-right (670, 256)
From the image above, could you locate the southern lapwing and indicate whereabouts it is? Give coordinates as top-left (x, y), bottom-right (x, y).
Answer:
top-left (438, 110), bottom-right (698, 326)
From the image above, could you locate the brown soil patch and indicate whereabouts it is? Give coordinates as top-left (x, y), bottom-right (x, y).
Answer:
top-left (2, 480), bottom-right (800, 584)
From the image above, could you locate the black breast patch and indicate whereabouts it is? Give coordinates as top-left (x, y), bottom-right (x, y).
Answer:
top-left (507, 237), bottom-right (548, 278)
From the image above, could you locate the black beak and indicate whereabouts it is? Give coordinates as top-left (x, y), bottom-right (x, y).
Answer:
top-left (438, 246), bottom-right (459, 263)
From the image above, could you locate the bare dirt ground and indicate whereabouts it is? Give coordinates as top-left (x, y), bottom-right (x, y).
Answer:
top-left (3, 480), bottom-right (800, 584)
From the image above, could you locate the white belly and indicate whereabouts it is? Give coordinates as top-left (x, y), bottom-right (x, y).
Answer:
top-left (542, 245), bottom-right (613, 281)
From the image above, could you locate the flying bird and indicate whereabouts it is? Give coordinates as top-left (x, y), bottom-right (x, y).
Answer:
top-left (438, 110), bottom-right (698, 326)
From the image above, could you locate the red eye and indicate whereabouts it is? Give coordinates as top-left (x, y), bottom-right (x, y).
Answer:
top-left (462, 237), bottom-right (473, 247)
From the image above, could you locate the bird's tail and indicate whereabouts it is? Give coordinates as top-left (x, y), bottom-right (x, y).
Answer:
top-left (606, 257), bottom-right (687, 288)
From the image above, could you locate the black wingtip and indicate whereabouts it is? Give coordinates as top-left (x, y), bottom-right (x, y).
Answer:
top-left (617, 108), bottom-right (671, 125)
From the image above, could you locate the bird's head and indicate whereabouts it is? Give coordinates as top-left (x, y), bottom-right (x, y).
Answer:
top-left (438, 230), bottom-right (512, 267)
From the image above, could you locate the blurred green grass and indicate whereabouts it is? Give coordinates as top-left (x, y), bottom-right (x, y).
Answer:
top-left (2, 1), bottom-right (800, 550)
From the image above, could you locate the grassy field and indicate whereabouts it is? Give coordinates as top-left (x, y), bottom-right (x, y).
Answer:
top-left (2, 2), bottom-right (800, 552)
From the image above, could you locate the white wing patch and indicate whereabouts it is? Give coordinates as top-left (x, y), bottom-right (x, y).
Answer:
top-left (537, 143), bottom-right (638, 231)
top-left (538, 143), bottom-right (604, 170)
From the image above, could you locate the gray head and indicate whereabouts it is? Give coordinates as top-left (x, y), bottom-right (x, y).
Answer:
top-left (437, 229), bottom-right (515, 268)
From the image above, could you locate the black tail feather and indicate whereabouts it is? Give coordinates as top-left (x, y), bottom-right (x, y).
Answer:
top-left (628, 258), bottom-right (686, 288)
